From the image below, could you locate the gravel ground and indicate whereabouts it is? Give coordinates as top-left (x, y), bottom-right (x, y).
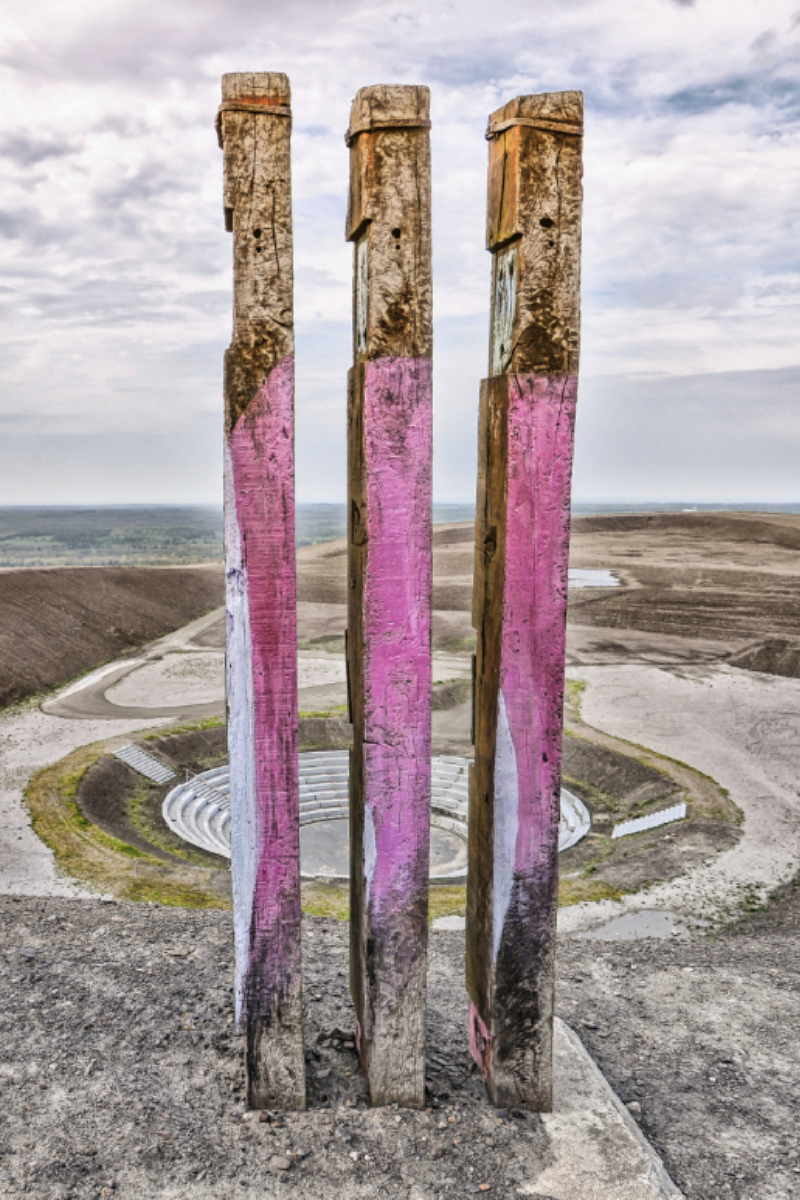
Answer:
top-left (558, 880), bottom-right (800, 1200)
top-left (2, 887), bottom-right (799, 1200)
top-left (0, 898), bottom-right (550, 1200)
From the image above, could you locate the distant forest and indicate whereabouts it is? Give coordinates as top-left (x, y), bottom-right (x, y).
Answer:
top-left (1, 502), bottom-right (796, 568)
top-left (0, 504), bottom-right (472, 567)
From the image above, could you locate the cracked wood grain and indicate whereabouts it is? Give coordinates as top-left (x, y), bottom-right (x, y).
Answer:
top-left (346, 84), bottom-right (432, 1108)
top-left (468, 90), bottom-right (583, 1112)
top-left (220, 71), bottom-right (305, 1111)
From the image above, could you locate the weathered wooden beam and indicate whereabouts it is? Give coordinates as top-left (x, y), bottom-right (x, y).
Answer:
top-left (345, 84), bottom-right (433, 1108)
top-left (218, 71), bottom-right (305, 1110)
top-left (467, 91), bottom-right (584, 1111)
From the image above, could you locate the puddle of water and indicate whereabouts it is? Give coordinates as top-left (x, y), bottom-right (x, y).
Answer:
top-left (432, 915), bottom-right (466, 932)
top-left (568, 569), bottom-right (620, 589)
top-left (576, 909), bottom-right (687, 941)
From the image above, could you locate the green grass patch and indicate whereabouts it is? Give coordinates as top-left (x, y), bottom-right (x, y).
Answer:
top-left (25, 742), bottom-right (229, 908)
top-left (125, 879), bottom-right (227, 908)
top-left (429, 885), bottom-right (466, 922)
top-left (301, 881), bottom-right (349, 920)
top-left (300, 882), bottom-right (468, 923)
top-left (561, 769), bottom-right (620, 816)
top-left (558, 877), bottom-right (625, 906)
top-left (565, 677), bottom-right (587, 717)
top-left (299, 704), bottom-right (349, 718)
top-left (143, 715), bottom-right (224, 740)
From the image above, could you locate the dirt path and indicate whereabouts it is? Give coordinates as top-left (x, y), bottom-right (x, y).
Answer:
top-left (558, 663), bottom-right (800, 935)
top-left (42, 608), bottom-right (226, 721)
top-left (0, 701), bottom-right (168, 897)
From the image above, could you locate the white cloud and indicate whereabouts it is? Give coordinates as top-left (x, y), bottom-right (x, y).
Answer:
top-left (0, 0), bottom-right (798, 503)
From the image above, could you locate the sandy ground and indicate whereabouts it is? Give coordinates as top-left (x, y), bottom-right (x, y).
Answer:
top-left (105, 653), bottom-right (224, 708)
top-left (0, 700), bottom-right (167, 897)
top-left (11, 512), bottom-right (800, 925)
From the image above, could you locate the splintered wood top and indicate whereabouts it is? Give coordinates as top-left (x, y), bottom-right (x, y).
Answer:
top-left (222, 72), bottom-right (291, 104)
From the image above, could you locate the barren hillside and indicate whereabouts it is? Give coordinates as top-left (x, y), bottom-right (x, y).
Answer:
top-left (0, 565), bottom-right (223, 708)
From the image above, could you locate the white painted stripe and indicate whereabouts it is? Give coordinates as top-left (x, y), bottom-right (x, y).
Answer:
top-left (492, 691), bottom-right (519, 963)
top-left (559, 788), bottom-right (592, 850)
top-left (224, 441), bottom-right (257, 1029)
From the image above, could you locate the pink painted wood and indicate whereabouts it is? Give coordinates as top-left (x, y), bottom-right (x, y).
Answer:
top-left (220, 72), bottom-right (305, 1110)
top-left (346, 85), bottom-right (432, 1108)
top-left (467, 91), bottom-right (583, 1110)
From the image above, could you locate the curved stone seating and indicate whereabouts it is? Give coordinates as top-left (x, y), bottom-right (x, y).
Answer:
top-left (162, 751), bottom-right (590, 878)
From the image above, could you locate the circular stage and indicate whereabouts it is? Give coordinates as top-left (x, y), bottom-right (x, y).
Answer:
top-left (163, 752), bottom-right (590, 881)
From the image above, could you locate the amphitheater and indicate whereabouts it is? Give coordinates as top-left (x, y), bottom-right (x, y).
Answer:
top-left (160, 750), bottom-right (591, 880)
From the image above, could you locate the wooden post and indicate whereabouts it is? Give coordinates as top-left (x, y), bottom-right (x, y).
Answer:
top-left (345, 85), bottom-right (433, 1108)
top-left (466, 92), bottom-right (584, 1111)
top-left (218, 72), bottom-right (305, 1110)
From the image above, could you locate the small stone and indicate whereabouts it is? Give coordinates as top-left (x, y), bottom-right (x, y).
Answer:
top-left (19, 948), bottom-right (37, 960)
top-left (258, 1111), bottom-right (271, 1124)
top-left (269, 1156), bottom-right (292, 1172)
top-left (626, 1101), bottom-right (642, 1117)
top-left (479, 1185), bottom-right (492, 1193)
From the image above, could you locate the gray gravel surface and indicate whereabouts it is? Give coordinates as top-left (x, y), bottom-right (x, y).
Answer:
top-left (558, 880), bottom-right (800, 1200)
top-left (0, 898), bottom-right (550, 1200)
top-left (2, 888), bottom-right (798, 1199)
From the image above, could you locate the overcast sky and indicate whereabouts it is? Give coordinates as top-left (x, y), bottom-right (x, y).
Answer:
top-left (0, 0), bottom-right (798, 505)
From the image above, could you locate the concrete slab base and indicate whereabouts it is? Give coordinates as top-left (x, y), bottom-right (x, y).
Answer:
top-left (526, 1019), bottom-right (682, 1199)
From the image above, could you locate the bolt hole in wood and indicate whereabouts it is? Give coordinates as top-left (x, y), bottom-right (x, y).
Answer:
top-left (539, 216), bottom-right (555, 228)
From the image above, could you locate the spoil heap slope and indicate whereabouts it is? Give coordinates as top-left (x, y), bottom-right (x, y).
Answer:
top-left (0, 566), bottom-right (223, 709)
